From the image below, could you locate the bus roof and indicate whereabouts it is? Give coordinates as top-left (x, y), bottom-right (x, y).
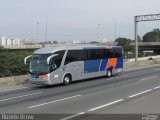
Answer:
top-left (33, 45), bottom-right (122, 54)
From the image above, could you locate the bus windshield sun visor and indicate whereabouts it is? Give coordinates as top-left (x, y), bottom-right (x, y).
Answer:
top-left (47, 54), bottom-right (59, 64)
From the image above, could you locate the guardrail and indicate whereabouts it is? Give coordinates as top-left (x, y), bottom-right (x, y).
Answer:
top-left (126, 55), bottom-right (160, 62)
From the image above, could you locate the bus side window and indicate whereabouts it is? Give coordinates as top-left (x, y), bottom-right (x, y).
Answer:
top-left (114, 48), bottom-right (122, 58)
top-left (64, 50), bottom-right (76, 65)
top-left (50, 56), bottom-right (59, 72)
top-left (50, 50), bottom-right (65, 72)
top-left (64, 50), bottom-right (87, 65)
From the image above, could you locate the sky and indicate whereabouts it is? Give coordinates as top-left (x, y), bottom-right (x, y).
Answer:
top-left (0, 0), bottom-right (160, 42)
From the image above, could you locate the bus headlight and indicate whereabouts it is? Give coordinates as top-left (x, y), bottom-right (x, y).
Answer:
top-left (39, 74), bottom-right (48, 79)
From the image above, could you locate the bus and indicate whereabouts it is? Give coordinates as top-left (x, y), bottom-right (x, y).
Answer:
top-left (24, 45), bottom-right (123, 85)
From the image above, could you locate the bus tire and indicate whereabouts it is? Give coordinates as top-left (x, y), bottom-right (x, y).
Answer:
top-left (63, 74), bottom-right (71, 85)
top-left (107, 69), bottom-right (112, 78)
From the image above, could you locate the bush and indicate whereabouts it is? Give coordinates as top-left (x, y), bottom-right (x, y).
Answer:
top-left (0, 50), bottom-right (31, 77)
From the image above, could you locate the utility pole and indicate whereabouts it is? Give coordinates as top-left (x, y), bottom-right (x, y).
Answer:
top-left (42, 17), bottom-right (48, 48)
top-left (97, 24), bottom-right (101, 43)
top-left (45, 17), bottom-right (48, 43)
top-left (115, 20), bottom-right (117, 40)
top-left (37, 22), bottom-right (39, 42)
top-left (113, 18), bottom-right (117, 40)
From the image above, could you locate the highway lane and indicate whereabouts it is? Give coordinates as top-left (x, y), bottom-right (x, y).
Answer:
top-left (0, 65), bottom-right (160, 119)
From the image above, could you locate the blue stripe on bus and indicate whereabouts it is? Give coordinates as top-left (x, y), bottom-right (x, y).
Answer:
top-left (84, 60), bottom-right (101, 73)
top-left (100, 59), bottom-right (108, 71)
top-left (116, 57), bottom-right (123, 68)
top-left (84, 57), bottom-right (123, 73)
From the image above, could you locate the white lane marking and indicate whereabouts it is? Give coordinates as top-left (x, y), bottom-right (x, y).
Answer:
top-left (88, 99), bottom-right (124, 112)
top-left (0, 87), bottom-right (29, 93)
top-left (128, 89), bottom-right (152, 98)
top-left (28, 95), bottom-right (81, 109)
top-left (153, 86), bottom-right (160, 90)
top-left (140, 76), bottom-right (158, 82)
top-left (61, 112), bottom-right (85, 120)
top-left (0, 92), bottom-right (42, 102)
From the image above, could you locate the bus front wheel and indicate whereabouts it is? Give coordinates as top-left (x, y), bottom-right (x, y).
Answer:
top-left (63, 75), bottom-right (71, 85)
top-left (107, 69), bottom-right (112, 78)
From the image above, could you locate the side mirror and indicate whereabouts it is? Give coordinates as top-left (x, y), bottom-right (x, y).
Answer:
top-left (24, 55), bottom-right (32, 64)
top-left (47, 54), bottom-right (59, 64)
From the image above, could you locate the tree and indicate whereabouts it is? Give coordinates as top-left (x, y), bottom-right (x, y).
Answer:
top-left (137, 35), bottom-right (142, 42)
top-left (115, 37), bottom-right (134, 52)
top-left (143, 28), bottom-right (160, 42)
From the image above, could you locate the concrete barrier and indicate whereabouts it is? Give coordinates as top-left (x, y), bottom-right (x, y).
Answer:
top-left (127, 55), bottom-right (160, 62)
top-left (124, 57), bottom-right (160, 70)
top-left (0, 75), bottom-right (28, 87)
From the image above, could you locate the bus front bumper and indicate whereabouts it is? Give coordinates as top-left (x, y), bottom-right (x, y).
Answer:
top-left (29, 78), bottom-right (51, 85)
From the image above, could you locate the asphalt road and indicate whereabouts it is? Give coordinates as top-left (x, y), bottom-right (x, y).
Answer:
top-left (0, 65), bottom-right (160, 120)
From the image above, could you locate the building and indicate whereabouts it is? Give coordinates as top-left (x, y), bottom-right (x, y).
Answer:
top-left (72, 40), bottom-right (81, 44)
top-left (0, 36), bottom-right (7, 46)
top-left (100, 38), bottom-right (108, 43)
top-left (12, 38), bottom-right (21, 45)
top-left (0, 36), bottom-right (22, 46)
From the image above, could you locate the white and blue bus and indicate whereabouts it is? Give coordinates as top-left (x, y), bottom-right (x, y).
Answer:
top-left (24, 45), bottom-right (123, 85)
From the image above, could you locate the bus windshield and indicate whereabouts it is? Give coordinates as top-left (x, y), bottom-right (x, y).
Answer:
top-left (29, 54), bottom-right (51, 74)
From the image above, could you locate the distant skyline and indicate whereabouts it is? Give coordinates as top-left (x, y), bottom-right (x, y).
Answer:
top-left (0, 0), bottom-right (160, 42)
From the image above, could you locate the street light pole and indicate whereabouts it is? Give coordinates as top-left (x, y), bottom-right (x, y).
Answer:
top-left (37, 22), bottom-right (39, 42)
top-left (113, 18), bottom-right (117, 40)
top-left (42, 17), bottom-right (48, 48)
top-left (45, 17), bottom-right (48, 43)
top-left (97, 24), bottom-right (101, 43)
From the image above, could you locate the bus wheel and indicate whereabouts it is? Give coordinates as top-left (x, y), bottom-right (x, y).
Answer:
top-left (107, 69), bottom-right (112, 78)
top-left (63, 75), bottom-right (71, 85)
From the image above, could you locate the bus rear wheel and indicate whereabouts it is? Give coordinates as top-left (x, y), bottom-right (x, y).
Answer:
top-left (63, 75), bottom-right (71, 85)
top-left (107, 69), bottom-right (112, 78)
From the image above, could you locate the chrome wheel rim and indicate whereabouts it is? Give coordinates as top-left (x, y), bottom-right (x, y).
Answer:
top-left (108, 70), bottom-right (111, 77)
top-left (64, 77), bottom-right (70, 84)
